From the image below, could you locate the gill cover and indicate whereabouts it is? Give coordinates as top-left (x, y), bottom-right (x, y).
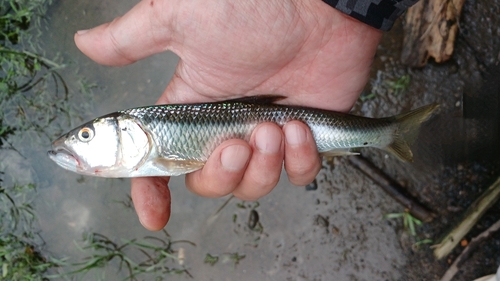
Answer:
top-left (49, 114), bottom-right (149, 177)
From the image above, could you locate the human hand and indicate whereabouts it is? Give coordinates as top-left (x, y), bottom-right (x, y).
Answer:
top-left (74, 0), bottom-right (382, 230)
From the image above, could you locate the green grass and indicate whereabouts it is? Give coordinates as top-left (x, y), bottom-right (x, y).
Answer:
top-left (0, 0), bottom-right (95, 279)
top-left (0, 182), bottom-right (35, 232)
top-left (0, 174), bottom-right (195, 281)
top-left (204, 252), bottom-right (245, 267)
top-left (0, 175), bottom-right (65, 280)
top-left (360, 72), bottom-right (411, 101)
top-left (204, 253), bottom-right (219, 266)
top-left (1, 0), bottom-right (95, 148)
top-left (0, 233), bottom-right (64, 281)
top-left (384, 209), bottom-right (423, 236)
top-left (65, 231), bottom-right (194, 280)
top-left (0, 119), bottom-right (16, 147)
top-left (385, 74), bottom-right (411, 96)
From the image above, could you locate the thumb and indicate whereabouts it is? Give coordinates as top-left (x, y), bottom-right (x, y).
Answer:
top-left (74, 0), bottom-right (174, 66)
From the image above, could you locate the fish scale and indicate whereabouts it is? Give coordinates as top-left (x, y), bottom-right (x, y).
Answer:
top-left (123, 102), bottom-right (394, 161)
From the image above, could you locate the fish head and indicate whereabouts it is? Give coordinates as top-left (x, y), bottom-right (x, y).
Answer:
top-left (48, 114), bottom-right (150, 177)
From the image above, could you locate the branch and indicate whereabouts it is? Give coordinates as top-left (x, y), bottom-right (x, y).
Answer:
top-left (434, 176), bottom-right (500, 260)
top-left (348, 156), bottom-right (435, 222)
top-left (440, 219), bottom-right (500, 281)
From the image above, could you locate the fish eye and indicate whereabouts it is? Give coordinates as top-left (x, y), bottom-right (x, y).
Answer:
top-left (78, 127), bottom-right (94, 142)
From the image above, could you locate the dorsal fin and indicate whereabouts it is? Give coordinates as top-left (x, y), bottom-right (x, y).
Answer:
top-left (223, 95), bottom-right (286, 104)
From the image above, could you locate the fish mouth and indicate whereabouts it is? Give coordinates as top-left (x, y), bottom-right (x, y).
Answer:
top-left (48, 147), bottom-right (79, 172)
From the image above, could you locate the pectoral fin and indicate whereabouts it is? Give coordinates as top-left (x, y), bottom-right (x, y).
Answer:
top-left (319, 149), bottom-right (360, 157)
top-left (153, 158), bottom-right (205, 176)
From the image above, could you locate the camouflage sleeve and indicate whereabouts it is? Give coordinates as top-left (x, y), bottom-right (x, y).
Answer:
top-left (322, 0), bottom-right (419, 31)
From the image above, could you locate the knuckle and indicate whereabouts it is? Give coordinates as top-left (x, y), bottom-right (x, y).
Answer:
top-left (253, 171), bottom-right (281, 190)
top-left (205, 182), bottom-right (235, 198)
top-left (107, 19), bottom-right (135, 64)
top-left (286, 155), bottom-right (316, 174)
top-left (286, 157), bottom-right (321, 185)
top-left (235, 168), bottom-right (281, 200)
top-left (185, 174), bottom-right (237, 198)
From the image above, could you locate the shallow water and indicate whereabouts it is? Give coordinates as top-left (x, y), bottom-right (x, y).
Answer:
top-left (4, 0), bottom-right (499, 280)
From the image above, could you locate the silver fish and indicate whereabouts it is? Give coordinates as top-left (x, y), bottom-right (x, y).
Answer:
top-left (48, 96), bottom-right (438, 178)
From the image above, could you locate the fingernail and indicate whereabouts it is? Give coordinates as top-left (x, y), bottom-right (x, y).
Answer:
top-left (255, 126), bottom-right (282, 154)
top-left (285, 123), bottom-right (307, 146)
top-left (76, 29), bottom-right (89, 35)
top-left (221, 145), bottom-right (250, 171)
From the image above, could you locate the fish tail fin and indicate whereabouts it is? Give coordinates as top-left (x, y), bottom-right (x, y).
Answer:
top-left (384, 103), bottom-right (439, 162)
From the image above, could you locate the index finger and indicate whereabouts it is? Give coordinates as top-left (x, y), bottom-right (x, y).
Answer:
top-left (131, 177), bottom-right (171, 231)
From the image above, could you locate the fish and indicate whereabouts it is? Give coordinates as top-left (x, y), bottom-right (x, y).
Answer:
top-left (48, 96), bottom-right (439, 178)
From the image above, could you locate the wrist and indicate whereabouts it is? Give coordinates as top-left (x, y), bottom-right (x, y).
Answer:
top-left (295, 0), bottom-right (383, 36)
top-left (289, 0), bottom-right (383, 111)
top-left (304, 0), bottom-right (383, 49)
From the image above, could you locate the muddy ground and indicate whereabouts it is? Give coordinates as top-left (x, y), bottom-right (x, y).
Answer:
top-left (22, 0), bottom-right (500, 280)
top-left (354, 0), bottom-right (500, 279)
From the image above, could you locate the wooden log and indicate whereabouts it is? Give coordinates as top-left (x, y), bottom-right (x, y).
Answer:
top-left (401, 0), bottom-right (466, 67)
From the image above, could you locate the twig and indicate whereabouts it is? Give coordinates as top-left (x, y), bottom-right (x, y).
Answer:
top-left (440, 219), bottom-right (500, 281)
top-left (206, 195), bottom-right (234, 226)
top-left (434, 176), bottom-right (500, 259)
top-left (348, 155), bottom-right (435, 222)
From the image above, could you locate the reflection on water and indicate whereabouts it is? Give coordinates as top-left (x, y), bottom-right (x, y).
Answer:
top-left (0, 150), bottom-right (37, 186)
top-left (61, 199), bottom-right (90, 231)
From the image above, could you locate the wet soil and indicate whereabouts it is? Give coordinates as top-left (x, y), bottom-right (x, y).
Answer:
top-left (353, 0), bottom-right (500, 279)
top-left (14, 0), bottom-right (499, 280)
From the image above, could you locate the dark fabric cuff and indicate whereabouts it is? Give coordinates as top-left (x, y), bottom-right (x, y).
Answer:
top-left (322, 0), bottom-right (419, 31)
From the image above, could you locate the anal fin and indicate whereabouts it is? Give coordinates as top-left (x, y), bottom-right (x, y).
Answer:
top-left (320, 149), bottom-right (360, 157)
